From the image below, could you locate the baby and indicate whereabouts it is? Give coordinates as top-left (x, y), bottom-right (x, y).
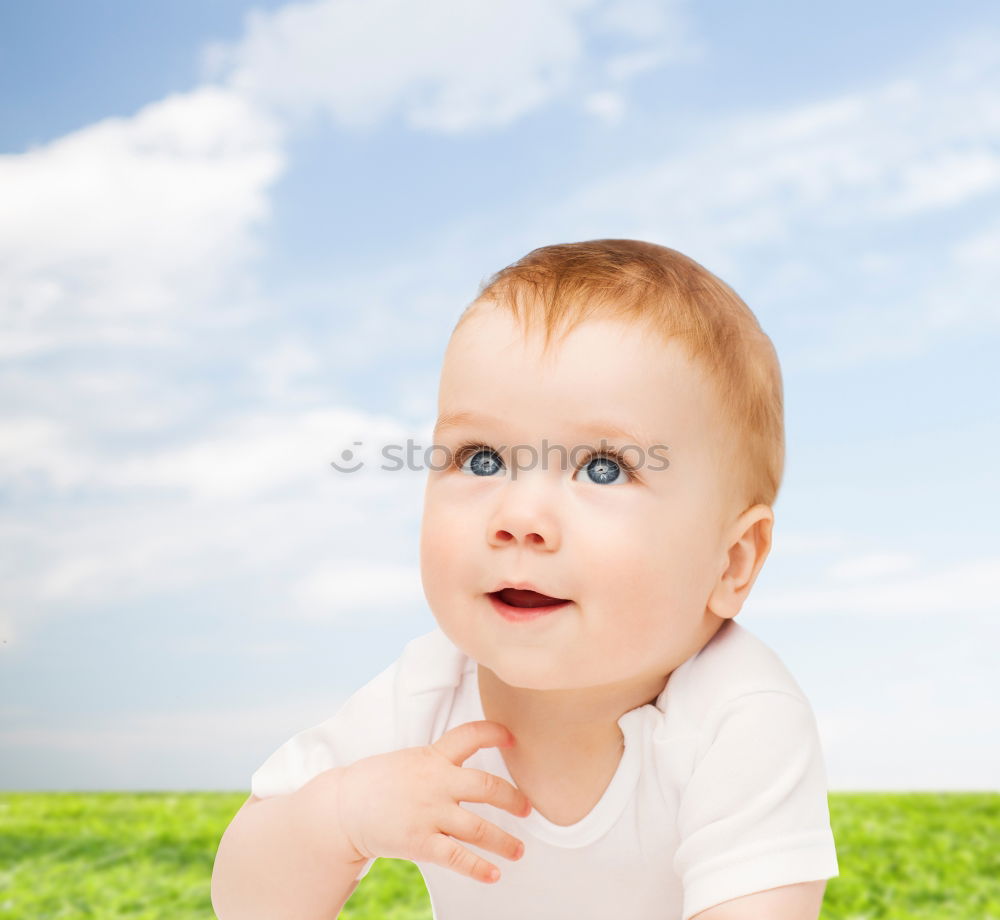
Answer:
top-left (212, 239), bottom-right (839, 920)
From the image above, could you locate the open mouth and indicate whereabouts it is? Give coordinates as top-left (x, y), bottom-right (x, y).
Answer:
top-left (487, 588), bottom-right (572, 620)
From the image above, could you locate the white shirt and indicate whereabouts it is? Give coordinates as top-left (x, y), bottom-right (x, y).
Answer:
top-left (251, 619), bottom-right (839, 919)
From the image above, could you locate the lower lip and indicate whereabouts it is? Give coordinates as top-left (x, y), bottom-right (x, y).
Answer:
top-left (487, 593), bottom-right (572, 622)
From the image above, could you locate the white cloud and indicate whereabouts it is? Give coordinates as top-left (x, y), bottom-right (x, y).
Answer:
top-left (755, 556), bottom-right (1000, 618)
top-left (916, 219), bottom-right (1000, 331)
top-left (0, 698), bottom-right (340, 754)
top-left (818, 690), bottom-right (1000, 791)
top-left (551, 60), bottom-right (1000, 256)
top-left (606, 48), bottom-right (670, 82)
top-left (595, 0), bottom-right (677, 40)
top-left (827, 552), bottom-right (918, 580)
top-left (0, 405), bottom-right (431, 639)
top-left (0, 407), bottom-right (420, 500)
top-left (0, 417), bottom-right (74, 489)
top-left (248, 338), bottom-right (325, 403)
top-left (596, 0), bottom-right (700, 66)
top-left (290, 561), bottom-right (423, 620)
top-left (772, 531), bottom-right (852, 556)
top-left (584, 90), bottom-right (626, 123)
top-left (953, 221), bottom-right (1000, 268)
top-left (5, 482), bottom-right (424, 630)
top-left (204, 0), bottom-right (689, 134)
top-left (111, 407), bottom-right (406, 500)
top-left (880, 147), bottom-right (1000, 216)
top-left (0, 85), bottom-right (284, 358)
top-left (0, 697), bottom-right (353, 790)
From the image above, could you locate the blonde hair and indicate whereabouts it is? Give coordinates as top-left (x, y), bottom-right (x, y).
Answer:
top-left (454, 239), bottom-right (785, 514)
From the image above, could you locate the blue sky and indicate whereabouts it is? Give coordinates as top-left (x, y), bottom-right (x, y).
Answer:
top-left (1, 0), bottom-right (998, 793)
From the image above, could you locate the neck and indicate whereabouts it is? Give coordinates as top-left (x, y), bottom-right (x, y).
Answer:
top-left (477, 663), bottom-right (667, 754)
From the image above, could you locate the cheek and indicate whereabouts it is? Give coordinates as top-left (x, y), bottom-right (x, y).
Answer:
top-left (419, 490), bottom-right (471, 596)
top-left (419, 514), bottom-right (447, 594)
top-left (578, 508), bottom-right (705, 611)
top-left (579, 505), bottom-right (663, 575)
top-left (422, 488), bottom-right (464, 538)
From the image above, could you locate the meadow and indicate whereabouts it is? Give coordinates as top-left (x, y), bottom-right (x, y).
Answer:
top-left (0, 792), bottom-right (996, 919)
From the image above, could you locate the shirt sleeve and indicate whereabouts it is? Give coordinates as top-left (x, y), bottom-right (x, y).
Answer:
top-left (673, 689), bottom-right (839, 920)
top-left (250, 656), bottom-right (401, 882)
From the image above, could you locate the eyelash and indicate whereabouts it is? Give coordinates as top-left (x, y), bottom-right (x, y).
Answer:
top-left (452, 440), bottom-right (639, 482)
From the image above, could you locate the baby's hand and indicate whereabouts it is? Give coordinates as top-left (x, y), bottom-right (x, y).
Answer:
top-left (336, 720), bottom-right (532, 884)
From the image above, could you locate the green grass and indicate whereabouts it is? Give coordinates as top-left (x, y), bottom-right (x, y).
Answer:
top-left (0, 792), bottom-right (996, 918)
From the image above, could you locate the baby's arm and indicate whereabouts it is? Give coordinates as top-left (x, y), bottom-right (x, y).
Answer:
top-left (689, 879), bottom-right (827, 919)
top-left (212, 720), bottom-right (531, 919)
top-left (212, 767), bottom-right (367, 920)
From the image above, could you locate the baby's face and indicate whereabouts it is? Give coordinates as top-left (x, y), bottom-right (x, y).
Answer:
top-left (420, 300), bottom-right (737, 693)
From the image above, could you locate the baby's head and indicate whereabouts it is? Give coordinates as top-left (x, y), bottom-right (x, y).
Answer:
top-left (420, 239), bottom-right (784, 695)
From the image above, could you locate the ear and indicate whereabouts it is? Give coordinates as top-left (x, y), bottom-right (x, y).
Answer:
top-left (706, 504), bottom-right (775, 621)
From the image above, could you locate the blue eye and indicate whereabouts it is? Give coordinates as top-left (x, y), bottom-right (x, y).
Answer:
top-left (574, 454), bottom-right (626, 485)
top-left (458, 446), bottom-right (504, 477)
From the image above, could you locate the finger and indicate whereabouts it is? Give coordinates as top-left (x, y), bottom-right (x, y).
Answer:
top-left (454, 767), bottom-right (532, 818)
top-left (443, 805), bottom-right (525, 864)
top-left (431, 720), bottom-right (515, 766)
top-left (427, 831), bottom-right (505, 885)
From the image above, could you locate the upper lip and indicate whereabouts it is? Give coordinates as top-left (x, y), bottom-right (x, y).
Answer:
top-left (488, 581), bottom-right (570, 600)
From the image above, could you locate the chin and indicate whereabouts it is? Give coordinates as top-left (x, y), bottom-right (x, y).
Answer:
top-left (491, 670), bottom-right (569, 692)
top-left (484, 654), bottom-right (588, 691)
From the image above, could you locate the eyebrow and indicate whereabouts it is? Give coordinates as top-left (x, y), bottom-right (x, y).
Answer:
top-left (433, 410), bottom-right (658, 447)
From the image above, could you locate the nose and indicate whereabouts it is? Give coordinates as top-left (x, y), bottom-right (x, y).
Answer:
top-left (487, 477), bottom-right (561, 551)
